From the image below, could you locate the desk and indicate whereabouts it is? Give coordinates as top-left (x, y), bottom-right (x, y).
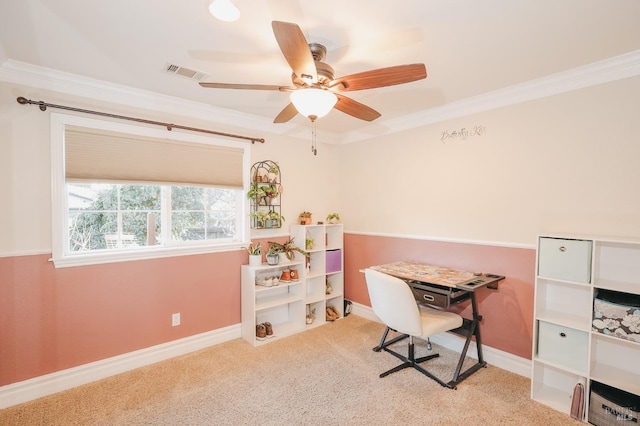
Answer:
top-left (368, 261), bottom-right (504, 388)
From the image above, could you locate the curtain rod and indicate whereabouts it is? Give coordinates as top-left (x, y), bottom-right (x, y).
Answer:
top-left (16, 97), bottom-right (265, 144)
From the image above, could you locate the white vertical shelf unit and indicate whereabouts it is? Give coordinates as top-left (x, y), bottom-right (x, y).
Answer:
top-left (290, 224), bottom-right (344, 328)
top-left (531, 235), bottom-right (640, 422)
top-left (241, 259), bottom-right (306, 346)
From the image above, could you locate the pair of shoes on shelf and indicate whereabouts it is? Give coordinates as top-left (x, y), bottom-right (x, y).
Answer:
top-left (256, 323), bottom-right (267, 340)
top-left (280, 270), bottom-right (291, 282)
top-left (326, 306), bottom-right (340, 321)
top-left (256, 322), bottom-right (274, 340)
top-left (264, 322), bottom-right (274, 338)
top-left (256, 276), bottom-right (280, 287)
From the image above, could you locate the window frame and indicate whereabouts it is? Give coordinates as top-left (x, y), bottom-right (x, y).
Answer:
top-left (50, 113), bottom-right (251, 268)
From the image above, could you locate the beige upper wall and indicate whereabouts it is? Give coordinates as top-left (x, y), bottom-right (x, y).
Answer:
top-left (0, 82), bottom-right (340, 255)
top-left (3, 75), bottom-right (640, 254)
top-left (338, 76), bottom-right (640, 246)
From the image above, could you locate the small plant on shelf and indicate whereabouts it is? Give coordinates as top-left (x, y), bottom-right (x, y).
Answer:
top-left (268, 242), bottom-right (284, 255)
top-left (247, 183), bottom-right (266, 201)
top-left (326, 213), bottom-right (340, 224)
top-left (250, 210), bottom-right (269, 228)
top-left (306, 306), bottom-right (316, 324)
top-left (268, 238), bottom-right (309, 261)
top-left (299, 211), bottom-right (312, 225)
top-left (245, 242), bottom-right (261, 255)
top-left (266, 210), bottom-right (284, 228)
top-left (262, 183), bottom-right (279, 204)
top-left (305, 230), bottom-right (314, 250)
top-left (265, 243), bottom-right (281, 265)
top-left (267, 163), bottom-right (280, 182)
top-left (246, 242), bottom-right (262, 266)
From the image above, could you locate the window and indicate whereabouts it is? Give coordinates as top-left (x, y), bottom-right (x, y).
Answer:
top-left (51, 113), bottom-right (250, 267)
top-left (68, 184), bottom-right (239, 251)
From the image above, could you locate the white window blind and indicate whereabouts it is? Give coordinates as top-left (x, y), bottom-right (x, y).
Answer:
top-left (65, 126), bottom-right (244, 188)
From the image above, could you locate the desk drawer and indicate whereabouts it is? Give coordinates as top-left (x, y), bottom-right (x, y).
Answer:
top-left (538, 237), bottom-right (592, 283)
top-left (409, 283), bottom-right (469, 308)
top-left (411, 286), bottom-right (450, 307)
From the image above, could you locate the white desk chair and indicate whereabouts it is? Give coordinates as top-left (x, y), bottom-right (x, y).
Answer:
top-left (365, 269), bottom-right (463, 385)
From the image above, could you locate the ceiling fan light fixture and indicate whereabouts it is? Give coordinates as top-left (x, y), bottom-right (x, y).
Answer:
top-left (208, 0), bottom-right (240, 22)
top-left (290, 88), bottom-right (338, 121)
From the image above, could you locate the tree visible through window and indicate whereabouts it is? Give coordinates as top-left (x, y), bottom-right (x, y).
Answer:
top-left (68, 183), bottom-right (239, 252)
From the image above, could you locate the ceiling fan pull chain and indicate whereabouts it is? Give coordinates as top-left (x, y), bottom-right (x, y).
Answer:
top-left (311, 121), bottom-right (318, 155)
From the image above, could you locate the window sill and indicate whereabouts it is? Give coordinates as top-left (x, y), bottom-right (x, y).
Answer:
top-left (50, 242), bottom-right (248, 268)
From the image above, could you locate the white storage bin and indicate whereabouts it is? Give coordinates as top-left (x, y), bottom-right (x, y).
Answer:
top-left (538, 237), bottom-right (592, 283)
top-left (537, 320), bottom-right (588, 372)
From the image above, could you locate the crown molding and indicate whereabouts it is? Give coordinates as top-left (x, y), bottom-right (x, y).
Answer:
top-left (0, 59), bottom-right (341, 143)
top-left (342, 49), bottom-right (640, 144)
top-left (0, 60), bottom-right (280, 131)
top-left (2, 50), bottom-right (639, 144)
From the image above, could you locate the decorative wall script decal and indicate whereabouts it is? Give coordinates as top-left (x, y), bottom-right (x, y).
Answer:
top-left (440, 125), bottom-right (487, 142)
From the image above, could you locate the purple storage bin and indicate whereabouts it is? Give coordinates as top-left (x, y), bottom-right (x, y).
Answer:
top-left (326, 249), bottom-right (342, 273)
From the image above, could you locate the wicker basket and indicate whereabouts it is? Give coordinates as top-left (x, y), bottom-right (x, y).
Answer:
top-left (588, 381), bottom-right (638, 426)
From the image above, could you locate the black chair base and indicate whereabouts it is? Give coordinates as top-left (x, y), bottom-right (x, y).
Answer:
top-left (380, 337), bottom-right (455, 389)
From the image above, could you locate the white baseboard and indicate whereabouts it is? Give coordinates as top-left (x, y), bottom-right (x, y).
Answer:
top-left (0, 324), bottom-right (241, 409)
top-left (350, 301), bottom-right (531, 379)
top-left (1, 304), bottom-right (532, 410)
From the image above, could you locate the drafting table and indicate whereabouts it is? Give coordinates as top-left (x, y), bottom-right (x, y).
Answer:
top-left (367, 260), bottom-right (504, 389)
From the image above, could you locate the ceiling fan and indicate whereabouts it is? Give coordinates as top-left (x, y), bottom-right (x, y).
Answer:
top-left (199, 21), bottom-right (427, 123)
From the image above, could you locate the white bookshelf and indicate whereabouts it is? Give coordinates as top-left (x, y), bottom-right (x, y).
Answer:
top-left (241, 260), bottom-right (306, 346)
top-left (290, 223), bottom-right (344, 328)
top-left (531, 235), bottom-right (640, 421)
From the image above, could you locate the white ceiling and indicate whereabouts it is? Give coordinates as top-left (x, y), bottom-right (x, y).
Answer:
top-left (1, 0), bottom-right (640, 143)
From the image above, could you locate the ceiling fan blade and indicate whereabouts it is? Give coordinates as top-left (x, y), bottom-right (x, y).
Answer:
top-left (199, 82), bottom-right (293, 91)
top-left (271, 21), bottom-right (317, 84)
top-left (334, 94), bottom-right (381, 122)
top-left (273, 103), bottom-right (299, 123)
top-left (329, 64), bottom-right (427, 91)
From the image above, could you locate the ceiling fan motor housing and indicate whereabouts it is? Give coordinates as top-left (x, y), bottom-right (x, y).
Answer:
top-left (291, 43), bottom-right (335, 87)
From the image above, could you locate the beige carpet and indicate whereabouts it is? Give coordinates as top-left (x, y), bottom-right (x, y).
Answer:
top-left (1, 315), bottom-right (581, 425)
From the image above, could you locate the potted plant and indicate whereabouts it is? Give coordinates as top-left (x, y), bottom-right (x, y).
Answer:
top-left (263, 183), bottom-right (279, 205)
top-left (250, 210), bottom-right (268, 228)
top-left (265, 210), bottom-right (284, 228)
top-left (306, 306), bottom-right (316, 324)
top-left (267, 163), bottom-right (279, 183)
top-left (245, 242), bottom-right (262, 266)
top-left (247, 183), bottom-right (267, 205)
top-left (326, 213), bottom-right (340, 224)
top-left (268, 238), bottom-right (309, 262)
top-left (299, 211), bottom-right (312, 225)
top-left (305, 232), bottom-right (314, 250)
top-left (266, 243), bottom-right (282, 265)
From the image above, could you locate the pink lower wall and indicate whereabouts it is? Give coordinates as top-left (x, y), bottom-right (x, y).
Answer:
top-left (0, 234), bottom-right (533, 388)
top-left (0, 237), bottom-right (283, 387)
top-left (0, 251), bottom-right (246, 386)
top-left (344, 233), bottom-right (535, 359)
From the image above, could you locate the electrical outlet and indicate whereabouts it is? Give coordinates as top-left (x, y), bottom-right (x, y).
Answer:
top-left (171, 313), bottom-right (180, 327)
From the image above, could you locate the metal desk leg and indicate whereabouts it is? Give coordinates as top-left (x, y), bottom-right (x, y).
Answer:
top-left (447, 292), bottom-right (487, 388)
